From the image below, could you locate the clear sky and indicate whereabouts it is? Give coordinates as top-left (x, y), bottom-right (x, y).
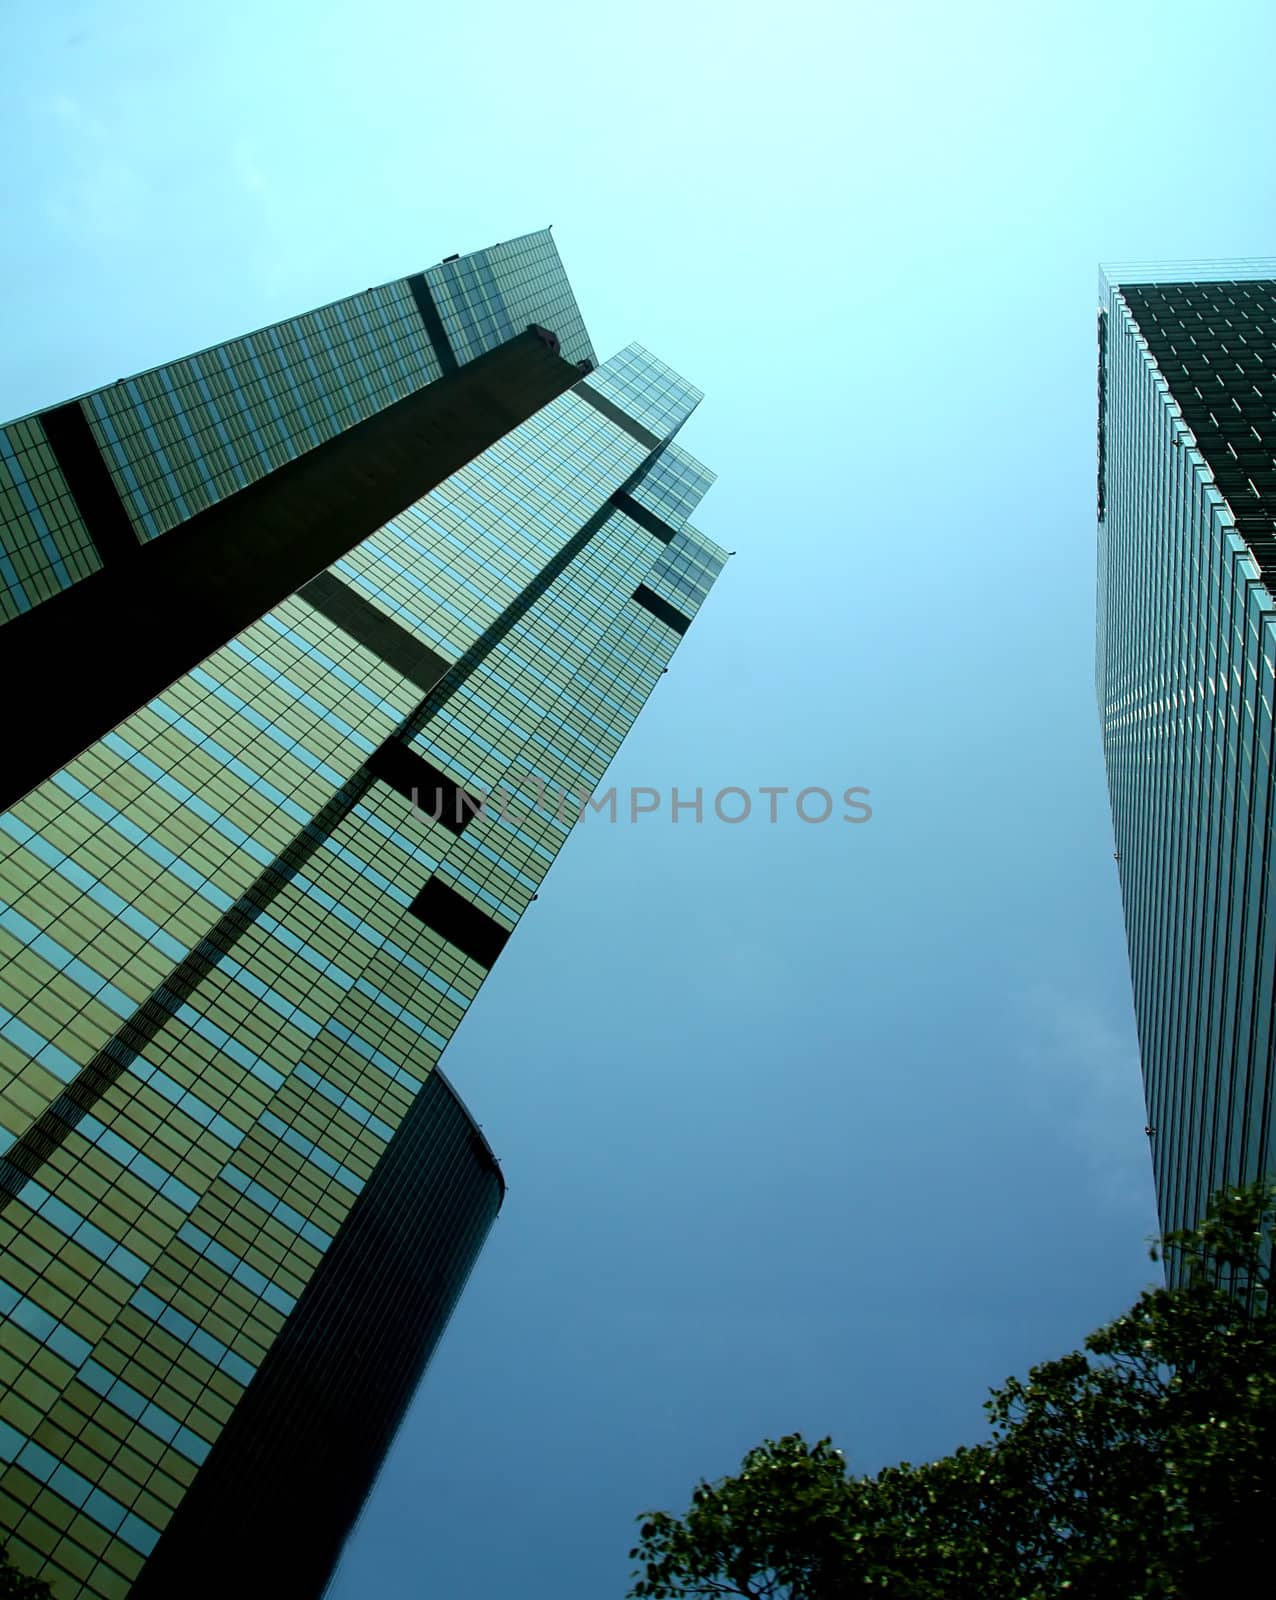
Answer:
top-left (2, 1), bottom-right (1274, 1595)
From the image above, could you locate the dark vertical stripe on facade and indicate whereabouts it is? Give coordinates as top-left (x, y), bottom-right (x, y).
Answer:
top-left (38, 401), bottom-right (140, 564)
top-left (0, 489), bottom-right (632, 1210)
top-left (130, 1070), bottom-right (504, 1600)
top-left (573, 381), bottom-right (662, 450)
top-left (407, 273), bottom-right (460, 375)
top-left (0, 777), bottom-right (376, 1209)
top-left (632, 583), bottom-right (691, 634)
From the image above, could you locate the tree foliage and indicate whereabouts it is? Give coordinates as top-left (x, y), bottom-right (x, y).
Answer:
top-left (0, 1541), bottom-right (53, 1600)
top-left (629, 1182), bottom-right (1276, 1599)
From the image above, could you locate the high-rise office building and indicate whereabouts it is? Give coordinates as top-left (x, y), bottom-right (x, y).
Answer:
top-left (1096, 259), bottom-right (1276, 1262)
top-left (0, 230), bottom-right (726, 1597)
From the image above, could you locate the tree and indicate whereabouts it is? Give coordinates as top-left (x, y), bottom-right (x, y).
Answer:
top-left (629, 1182), bottom-right (1276, 1600)
top-left (0, 1541), bottom-right (54, 1600)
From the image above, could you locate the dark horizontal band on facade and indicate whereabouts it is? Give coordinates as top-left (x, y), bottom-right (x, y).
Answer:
top-left (406, 274), bottom-right (459, 376)
top-left (39, 400), bottom-right (141, 565)
top-left (408, 878), bottom-right (511, 968)
top-left (366, 738), bottom-right (481, 835)
top-left (632, 583), bottom-right (691, 634)
top-left (573, 381), bottom-right (662, 451)
top-left (298, 572), bottom-right (452, 694)
top-left (611, 490), bottom-right (676, 543)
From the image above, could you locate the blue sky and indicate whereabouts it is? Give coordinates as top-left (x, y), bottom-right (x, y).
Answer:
top-left (3, 1), bottom-right (1275, 1595)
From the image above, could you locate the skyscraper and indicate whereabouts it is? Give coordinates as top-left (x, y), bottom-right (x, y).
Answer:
top-left (1096, 259), bottom-right (1276, 1263)
top-left (0, 231), bottom-right (726, 1597)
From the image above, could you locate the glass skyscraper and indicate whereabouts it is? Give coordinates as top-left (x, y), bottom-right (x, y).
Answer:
top-left (0, 230), bottom-right (726, 1597)
top-left (1096, 259), bottom-right (1276, 1265)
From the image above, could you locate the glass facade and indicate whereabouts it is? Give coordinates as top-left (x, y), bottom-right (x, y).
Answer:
top-left (1096, 262), bottom-right (1276, 1264)
top-left (129, 1068), bottom-right (503, 1600)
top-left (0, 248), bottom-right (723, 1596)
top-left (625, 442), bottom-right (718, 534)
top-left (0, 420), bottom-right (100, 620)
top-left (429, 234), bottom-right (594, 369)
top-left (0, 227), bottom-right (594, 625)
